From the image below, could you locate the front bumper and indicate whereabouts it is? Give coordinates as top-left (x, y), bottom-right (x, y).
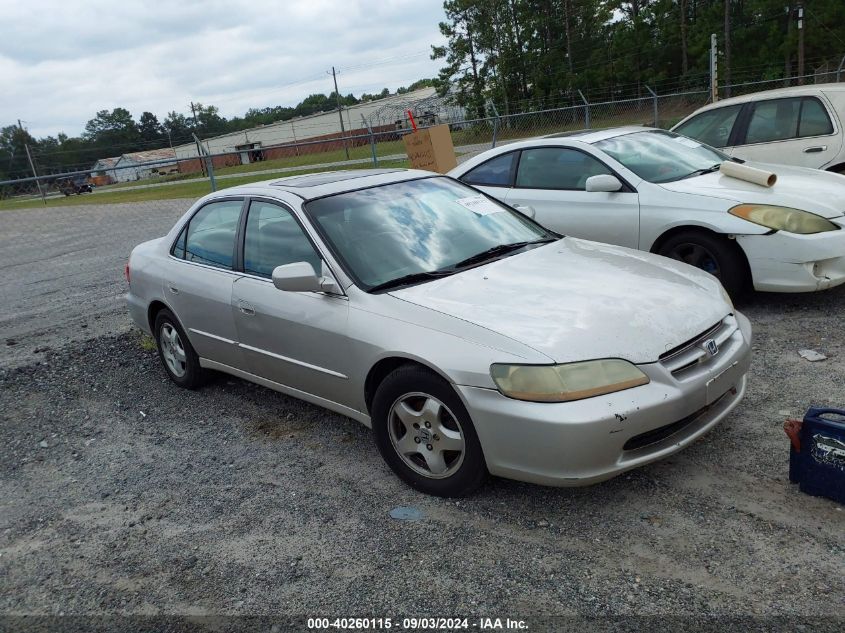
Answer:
top-left (736, 228), bottom-right (845, 292)
top-left (457, 312), bottom-right (752, 487)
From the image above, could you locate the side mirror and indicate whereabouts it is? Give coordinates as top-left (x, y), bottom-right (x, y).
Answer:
top-left (272, 262), bottom-right (340, 294)
top-left (585, 174), bottom-right (623, 193)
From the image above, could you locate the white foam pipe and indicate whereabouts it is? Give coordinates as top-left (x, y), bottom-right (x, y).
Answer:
top-left (719, 161), bottom-right (777, 187)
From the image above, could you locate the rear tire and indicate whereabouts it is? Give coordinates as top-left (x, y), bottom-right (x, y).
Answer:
top-left (658, 230), bottom-right (748, 299)
top-left (153, 308), bottom-right (206, 389)
top-left (372, 365), bottom-right (487, 497)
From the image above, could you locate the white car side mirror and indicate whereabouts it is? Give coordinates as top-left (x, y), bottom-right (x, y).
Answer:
top-left (272, 262), bottom-right (340, 294)
top-left (585, 175), bottom-right (623, 193)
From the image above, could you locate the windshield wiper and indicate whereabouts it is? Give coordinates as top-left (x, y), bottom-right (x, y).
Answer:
top-left (451, 238), bottom-right (557, 270)
top-left (683, 163), bottom-right (723, 179)
top-left (368, 269), bottom-right (456, 293)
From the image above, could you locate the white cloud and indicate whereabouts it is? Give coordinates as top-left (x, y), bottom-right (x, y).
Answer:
top-left (0, 0), bottom-right (447, 137)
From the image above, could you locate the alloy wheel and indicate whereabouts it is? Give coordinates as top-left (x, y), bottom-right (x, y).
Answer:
top-left (388, 392), bottom-right (465, 479)
top-left (159, 323), bottom-right (187, 378)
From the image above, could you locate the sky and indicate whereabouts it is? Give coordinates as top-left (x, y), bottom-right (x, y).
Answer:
top-left (0, 0), bottom-right (448, 138)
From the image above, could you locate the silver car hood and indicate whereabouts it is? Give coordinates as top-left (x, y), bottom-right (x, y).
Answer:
top-left (390, 239), bottom-right (731, 365)
top-left (659, 162), bottom-right (845, 219)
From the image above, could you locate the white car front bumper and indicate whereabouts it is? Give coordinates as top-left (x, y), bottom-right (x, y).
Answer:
top-left (736, 228), bottom-right (845, 292)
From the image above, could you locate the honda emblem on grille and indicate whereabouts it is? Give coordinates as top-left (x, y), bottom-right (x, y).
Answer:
top-left (704, 338), bottom-right (719, 356)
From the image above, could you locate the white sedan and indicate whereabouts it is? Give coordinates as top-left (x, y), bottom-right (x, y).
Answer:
top-left (449, 127), bottom-right (845, 295)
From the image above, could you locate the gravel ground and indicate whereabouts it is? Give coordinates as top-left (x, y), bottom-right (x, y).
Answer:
top-left (1, 200), bottom-right (844, 629)
top-left (0, 199), bottom-right (187, 368)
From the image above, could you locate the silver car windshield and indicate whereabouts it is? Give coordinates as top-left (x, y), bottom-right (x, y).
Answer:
top-left (595, 130), bottom-right (732, 183)
top-left (304, 177), bottom-right (555, 291)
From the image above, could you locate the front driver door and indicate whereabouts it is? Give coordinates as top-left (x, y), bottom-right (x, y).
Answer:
top-left (503, 147), bottom-right (640, 249)
top-left (232, 199), bottom-right (352, 405)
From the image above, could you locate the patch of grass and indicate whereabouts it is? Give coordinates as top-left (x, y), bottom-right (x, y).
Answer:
top-left (210, 139), bottom-right (407, 176)
top-left (97, 172), bottom-right (199, 190)
top-left (139, 334), bottom-right (157, 352)
top-left (0, 159), bottom-right (409, 210)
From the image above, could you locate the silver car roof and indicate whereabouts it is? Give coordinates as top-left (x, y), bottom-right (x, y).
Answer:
top-left (213, 168), bottom-right (439, 201)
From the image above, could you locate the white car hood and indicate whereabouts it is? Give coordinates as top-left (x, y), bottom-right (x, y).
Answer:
top-left (390, 239), bottom-right (731, 365)
top-left (659, 162), bottom-right (845, 219)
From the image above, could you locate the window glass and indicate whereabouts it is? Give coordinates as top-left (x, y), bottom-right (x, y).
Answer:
top-left (172, 227), bottom-right (186, 259)
top-left (462, 152), bottom-right (516, 186)
top-left (243, 201), bottom-right (322, 278)
top-left (515, 148), bottom-right (612, 190)
top-left (595, 130), bottom-right (729, 183)
top-left (745, 98), bottom-right (801, 144)
top-left (674, 105), bottom-right (742, 148)
top-left (305, 177), bottom-right (553, 290)
top-left (799, 98), bottom-right (833, 137)
top-left (184, 200), bottom-right (242, 269)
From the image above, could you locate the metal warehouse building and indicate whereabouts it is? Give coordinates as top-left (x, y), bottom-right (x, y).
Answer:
top-left (173, 87), bottom-right (463, 165)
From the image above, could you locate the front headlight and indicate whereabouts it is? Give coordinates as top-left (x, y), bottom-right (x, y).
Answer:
top-left (490, 359), bottom-right (649, 403)
top-left (729, 204), bottom-right (838, 234)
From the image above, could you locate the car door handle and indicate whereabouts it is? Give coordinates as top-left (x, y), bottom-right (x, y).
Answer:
top-left (803, 146), bottom-right (827, 153)
top-left (167, 285), bottom-right (179, 294)
top-left (238, 301), bottom-right (255, 316)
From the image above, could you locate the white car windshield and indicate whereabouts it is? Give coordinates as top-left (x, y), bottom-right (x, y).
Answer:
top-left (595, 130), bottom-right (733, 183)
top-left (304, 176), bottom-right (556, 291)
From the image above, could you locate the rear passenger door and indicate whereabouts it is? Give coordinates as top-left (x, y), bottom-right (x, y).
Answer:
top-left (165, 198), bottom-right (245, 368)
top-left (731, 96), bottom-right (839, 168)
top-left (503, 147), bottom-right (640, 248)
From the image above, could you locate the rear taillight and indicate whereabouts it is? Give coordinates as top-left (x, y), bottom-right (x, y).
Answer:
top-left (124, 262), bottom-right (130, 285)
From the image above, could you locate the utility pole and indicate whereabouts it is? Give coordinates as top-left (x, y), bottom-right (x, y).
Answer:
top-left (710, 33), bottom-right (719, 103)
top-left (190, 102), bottom-right (199, 129)
top-left (24, 144), bottom-right (45, 205)
top-left (797, 4), bottom-right (805, 84)
top-left (724, 0), bottom-right (732, 97)
top-left (330, 66), bottom-right (350, 160)
top-left (18, 120), bottom-right (46, 205)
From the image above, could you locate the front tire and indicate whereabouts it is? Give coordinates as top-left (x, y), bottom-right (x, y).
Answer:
top-left (658, 230), bottom-right (748, 299)
top-left (153, 308), bottom-right (206, 389)
top-left (372, 366), bottom-right (487, 497)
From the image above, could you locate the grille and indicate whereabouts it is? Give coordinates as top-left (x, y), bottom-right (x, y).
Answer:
top-left (659, 315), bottom-right (738, 377)
top-left (623, 390), bottom-right (732, 451)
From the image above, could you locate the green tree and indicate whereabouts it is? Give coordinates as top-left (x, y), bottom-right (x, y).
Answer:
top-left (137, 112), bottom-right (163, 143)
top-left (163, 111), bottom-right (191, 140)
top-left (432, 0), bottom-right (487, 118)
top-left (83, 108), bottom-right (139, 147)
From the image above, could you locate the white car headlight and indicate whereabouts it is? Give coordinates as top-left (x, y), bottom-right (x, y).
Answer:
top-left (490, 359), bottom-right (650, 403)
top-left (729, 204), bottom-right (838, 234)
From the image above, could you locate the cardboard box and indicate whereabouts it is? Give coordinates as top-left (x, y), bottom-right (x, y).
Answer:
top-left (402, 124), bottom-right (458, 173)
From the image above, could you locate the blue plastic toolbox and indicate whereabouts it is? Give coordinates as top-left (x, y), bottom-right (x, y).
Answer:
top-left (787, 407), bottom-right (845, 504)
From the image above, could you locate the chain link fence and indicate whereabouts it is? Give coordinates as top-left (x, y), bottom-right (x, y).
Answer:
top-left (3, 66), bottom-right (845, 208)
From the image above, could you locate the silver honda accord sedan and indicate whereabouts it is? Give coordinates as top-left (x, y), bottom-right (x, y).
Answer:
top-left (126, 168), bottom-right (752, 496)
